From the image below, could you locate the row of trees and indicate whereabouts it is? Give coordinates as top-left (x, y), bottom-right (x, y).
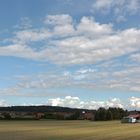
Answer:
top-left (94, 107), bottom-right (128, 121)
top-left (45, 107), bottom-right (128, 121)
top-left (0, 107), bottom-right (128, 121)
top-left (45, 111), bottom-right (81, 120)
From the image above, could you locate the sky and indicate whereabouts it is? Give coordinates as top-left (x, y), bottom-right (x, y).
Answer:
top-left (0, 0), bottom-right (140, 110)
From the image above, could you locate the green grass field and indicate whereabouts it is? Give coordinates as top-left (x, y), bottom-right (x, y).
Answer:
top-left (0, 120), bottom-right (140, 140)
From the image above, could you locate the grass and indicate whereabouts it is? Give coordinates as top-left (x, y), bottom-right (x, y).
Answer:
top-left (0, 120), bottom-right (140, 140)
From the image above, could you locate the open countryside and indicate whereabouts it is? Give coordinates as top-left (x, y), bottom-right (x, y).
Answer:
top-left (0, 120), bottom-right (140, 140)
top-left (0, 0), bottom-right (140, 139)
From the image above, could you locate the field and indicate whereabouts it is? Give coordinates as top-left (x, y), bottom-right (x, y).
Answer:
top-left (0, 120), bottom-right (140, 140)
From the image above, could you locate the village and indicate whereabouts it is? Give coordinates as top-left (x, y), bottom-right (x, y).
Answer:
top-left (0, 106), bottom-right (95, 120)
top-left (0, 110), bottom-right (95, 120)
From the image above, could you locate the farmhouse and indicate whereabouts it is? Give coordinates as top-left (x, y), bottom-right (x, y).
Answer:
top-left (121, 114), bottom-right (140, 123)
top-left (35, 112), bottom-right (45, 119)
top-left (129, 114), bottom-right (140, 122)
top-left (80, 112), bottom-right (95, 120)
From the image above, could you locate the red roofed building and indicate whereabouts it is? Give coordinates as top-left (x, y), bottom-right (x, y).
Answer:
top-left (128, 114), bottom-right (140, 122)
top-left (121, 113), bottom-right (140, 123)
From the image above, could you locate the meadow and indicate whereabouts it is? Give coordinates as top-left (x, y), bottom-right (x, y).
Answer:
top-left (0, 120), bottom-right (140, 140)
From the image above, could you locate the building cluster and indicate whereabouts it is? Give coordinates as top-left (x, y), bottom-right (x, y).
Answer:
top-left (0, 112), bottom-right (45, 120)
top-left (0, 111), bottom-right (95, 120)
top-left (121, 111), bottom-right (140, 123)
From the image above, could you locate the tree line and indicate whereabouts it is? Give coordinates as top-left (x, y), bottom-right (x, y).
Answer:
top-left (94, 107), bottom-right (128, 121)
top-left (0, 106), bottom-right (128, 121)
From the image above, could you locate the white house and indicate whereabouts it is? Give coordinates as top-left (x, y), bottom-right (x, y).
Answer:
top-left (121, 116), bottom-right (136, 123)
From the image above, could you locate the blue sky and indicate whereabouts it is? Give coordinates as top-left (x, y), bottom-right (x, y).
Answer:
top-left (0, 0), bottom-right (140, 110)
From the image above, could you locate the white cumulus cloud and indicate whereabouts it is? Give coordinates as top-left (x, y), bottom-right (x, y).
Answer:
top-left (1, 14), bottom-right (140, 65)
top-left (129, 97), bottom-right (140, 108)
top-left (48, 96), bottom-right (123, 109)
top-left (0, 100), bottom-right (8, 107)
top-left (0, 14), bottom-right (140, 93)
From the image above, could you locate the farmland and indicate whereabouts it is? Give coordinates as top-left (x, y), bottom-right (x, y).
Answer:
top-left (0, 120), bottom-right (140, 140)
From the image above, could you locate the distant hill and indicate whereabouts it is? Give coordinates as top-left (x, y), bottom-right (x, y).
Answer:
top-left (0, 106), bottom-right (96, 113)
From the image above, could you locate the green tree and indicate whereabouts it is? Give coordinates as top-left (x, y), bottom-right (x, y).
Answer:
top-left (95, 108), bottom-right (107, 121)
top-left (68, 111), bottom-right (81, 120)
top-left (106, 110), bottom-right (113, 120)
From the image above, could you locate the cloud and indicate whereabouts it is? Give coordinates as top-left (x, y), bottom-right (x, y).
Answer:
top-left (48, 96), bottom-right (123, 109)
top-left (1, 63), bottom-right (140, 95)
top-left (0, 100), bottom-right (8, 107)
top-left (2, 96), bottom-right (140, 109)
top-left (92, 0), bottom-right (113, 12)
top-left (77, 16), bottom-right (113, 36)
top-left (129, 97), bottom-right (140, 108)
top-left (0, 14), bottom-right (140, 93)
top-left (46, 28), bottom-right (140, 65)
top-left (44, 14), bottom-right (73, 25)
top-left (92, 0), bottom-right (140, 22)
top-left (1, 96), bottom-right (140, 110)
top-left (1, 14), bottom-right (140, 65)
top-left (130, 53), bottom-right (140, 63)
top-left (77, 68), bottom-right (95, 74)
top-left (14, 17), bottom-right (32, 29)
top-left (44, 14), bottom-right (75, 37)
top-left (0, 44), bottom-right (43, 61)
top-left (14, 29), bottom-right (51, 43)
